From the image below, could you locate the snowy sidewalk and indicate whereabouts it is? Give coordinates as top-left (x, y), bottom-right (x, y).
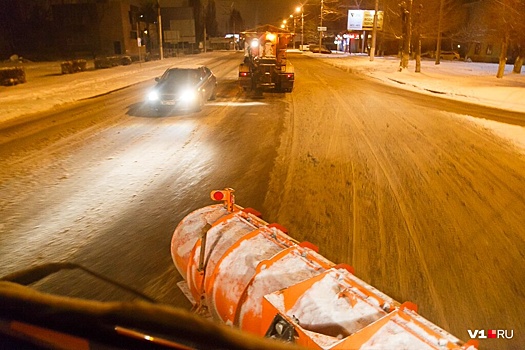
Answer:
top-left (0, 53), bottom-right (217, 125)
top-left (313, 52), bottom-right (525, 114)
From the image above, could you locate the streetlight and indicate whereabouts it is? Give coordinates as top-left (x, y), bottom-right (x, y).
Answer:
top-left (156, 0), bottom-right (163, 60)
top-left (137, 14), bottom-right (144, 63)
top-left (319, 0), bottom-right (324, 52)
top-left (289, 14), bottom-right (295, 49)
top-left (296, 6), bottom-right (303, 50)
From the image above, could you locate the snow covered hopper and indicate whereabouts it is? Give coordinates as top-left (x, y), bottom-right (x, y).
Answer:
top-left (171, 189), bottom-right (479, 349)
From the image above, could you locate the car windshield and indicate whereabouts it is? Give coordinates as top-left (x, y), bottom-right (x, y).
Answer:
top-left (164, 69), bottom-right (200, 84)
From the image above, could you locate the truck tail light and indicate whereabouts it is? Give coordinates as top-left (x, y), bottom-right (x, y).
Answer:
top-left (239, 72), bottom-right (251, 77)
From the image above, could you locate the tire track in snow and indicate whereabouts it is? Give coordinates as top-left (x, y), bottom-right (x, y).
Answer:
top-left (325, 82), bottom-right (451, 330)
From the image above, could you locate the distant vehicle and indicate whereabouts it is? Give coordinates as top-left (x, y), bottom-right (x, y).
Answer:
top-left (147, 65), bottom-right (217, 113)
top-left (299, 44), bottom-right (309, 51)
top-left (308, 44), bottom-right (332, 54)
top-left (421, 50), bottom-right (460, 60)
top-left (238, 24), bottom-right (295, 93)
top-left (440, 51), bottom-right (461, 60)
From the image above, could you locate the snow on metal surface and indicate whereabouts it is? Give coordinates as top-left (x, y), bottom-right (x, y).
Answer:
top-left (394, 308), bottom-right (464, 348)
top-left (202, 214), bottom-right (257, 319)
top-left (353, 308), bottom-right (471, 349)
top-left (238, 248), bottom-right (326, 328)
top-left (172, 194), bottom-right (477, 350)
top-left (212, 231), bottom-right (284, 323)
top-left (285, 270), bottom-right (388, 337)
top-left (171, 204), bottom-right (228, 277)
top-left (344, 272), bottom-right (395, 311)
top-left (171, 197), bottom-right (478, 349)
top-left (359, 315), bottom-right (437, 350)
top-left (203, 214), bottom-right (257, 278)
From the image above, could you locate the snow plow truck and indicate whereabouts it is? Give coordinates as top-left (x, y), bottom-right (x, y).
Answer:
top-left (238, 25), bottom-right (294, 93)
top-left (171, 189), bottom-right (479, 350)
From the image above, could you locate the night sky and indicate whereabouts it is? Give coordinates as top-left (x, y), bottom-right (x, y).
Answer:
top-left (215, 0), bottom-right (304, 32)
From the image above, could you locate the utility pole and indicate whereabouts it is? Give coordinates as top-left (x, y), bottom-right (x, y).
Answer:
top-left (301, 9), bottom-right (304, 50)
top-left (137, 17), bottom-right (142, 65)
top-left (318, 0), bottom-right (324, 51)
top-left (204, 21), bottom-right (207, 53)
top-left (202, 0), bottom-right (207, 53)
top-left (157, 0), bottom-right (163, 60)
top-left (435, 0), bottom-right (444, 65)
top-left (370, 0), bottom-right (379, 61)
top-left (291, 14), bottom-right (296, 49)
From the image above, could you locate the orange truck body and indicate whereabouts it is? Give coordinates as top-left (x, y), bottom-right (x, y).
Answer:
top-left (171, 190), bottom-right (479, 349)
top-left (238, 25), bottom-right (294, 93)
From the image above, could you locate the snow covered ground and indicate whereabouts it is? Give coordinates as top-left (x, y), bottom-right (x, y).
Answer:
top-left (1, 50), bottom-right (523, 350)
top-left (315, 51), bottom-right (525, 152)
top-left (1, 50), bottom-right (524, 148)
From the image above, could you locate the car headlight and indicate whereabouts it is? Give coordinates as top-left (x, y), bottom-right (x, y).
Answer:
top-left (148, 91), bottom-right (159, 101)
top-left (180, 89), bottom-right (197, 101)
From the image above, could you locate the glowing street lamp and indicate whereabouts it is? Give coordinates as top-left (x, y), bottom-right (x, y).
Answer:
top-left (288, 14), bottom-right (294, 48)
top-left (296, 6), bottom-right (304, 50)
top-left (319, 0), bottom-right (324, 52)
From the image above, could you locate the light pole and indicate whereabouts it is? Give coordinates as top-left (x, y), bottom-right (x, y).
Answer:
top-left (370, 0), bottom-right (379, 61)
top-left (290, 14), bottom-right (295, 49)
top-left (318, 0), bottom-right (324, 51)
top-left (293, 6), bottom-right (302, 50)
top-left (157, 0), bottom-right (163, 60)
top-left (137, 14), bottom-right (143, 63)
top-left (298, 6), bottom-right (304, 50)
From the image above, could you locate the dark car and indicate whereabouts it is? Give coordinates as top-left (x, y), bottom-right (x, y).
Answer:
top-left (308, 44), bottom-right (332, 54)
top-left (421, 50), bottom-right (460, 60)
top-left (147, 65), bottom-right (217, 113)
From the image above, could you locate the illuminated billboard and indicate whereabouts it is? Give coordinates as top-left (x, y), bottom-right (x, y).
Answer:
top-left (347, 10), bottom-right (384, 31)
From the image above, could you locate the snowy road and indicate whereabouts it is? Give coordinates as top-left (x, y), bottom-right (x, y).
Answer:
top-left (266, 54), bottom-right (525, 350)
top-left (1, 52), bottom-right (524, 349)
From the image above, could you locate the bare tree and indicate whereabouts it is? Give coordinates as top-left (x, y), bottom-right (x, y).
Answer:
top-left (140, 0), bottom-right (158, 54)
top-left (0, 0), bottom-right (54, 58)
top-left (495, 0), bottom-right (510, 78)
top-left (508, 0), bottom-right (525, 74)
top-left (398, 0), bottom-right (411, 70)
top-left (205, 0), bottom-right (219, 37)
top-left (455, 0), bottom-right (523, 77)
top-left (413, 4), bottom-right (423, 72)
top-left (229, 8), bottom-right (244, 32)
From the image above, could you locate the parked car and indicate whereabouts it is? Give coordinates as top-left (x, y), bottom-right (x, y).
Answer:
top-left (308, 44), bottom-right (332, 54)
top-left (420, 51), bottom-right (435, 58)
top-left (421, 50), bottom-right (460, 60)
top-left (147, 65), bottom-right (217, 113)
top-left (440, 51), bottom-right (461, 60)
